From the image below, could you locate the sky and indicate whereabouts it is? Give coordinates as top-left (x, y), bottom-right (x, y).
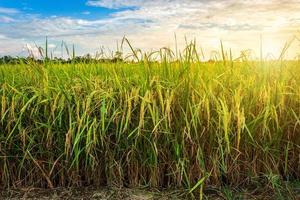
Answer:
top-left (0, 0), bottom-right (299, 59)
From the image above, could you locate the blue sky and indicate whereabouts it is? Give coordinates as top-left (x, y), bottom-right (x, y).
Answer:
top-left (0, 0), bottom-right (121, 19)
top-left (0, 0), bottom-right (299, 58)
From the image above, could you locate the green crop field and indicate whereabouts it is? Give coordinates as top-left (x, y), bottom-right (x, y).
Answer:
top-left (0, 43), bottom-right (300, 198)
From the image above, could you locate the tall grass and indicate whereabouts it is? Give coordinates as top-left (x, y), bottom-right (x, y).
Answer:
top-left (0, 43), bottom-right (299, 193)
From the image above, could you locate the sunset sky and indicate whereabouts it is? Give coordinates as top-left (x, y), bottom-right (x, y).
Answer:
top-left (0, 0), bottom-right (299, 59)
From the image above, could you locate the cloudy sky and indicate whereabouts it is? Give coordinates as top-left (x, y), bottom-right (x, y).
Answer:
top-left (0, 0), bottom-right (299, 59)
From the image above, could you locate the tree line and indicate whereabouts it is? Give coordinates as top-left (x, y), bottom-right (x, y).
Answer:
top-left (0, 54), bottom-right (124, 65)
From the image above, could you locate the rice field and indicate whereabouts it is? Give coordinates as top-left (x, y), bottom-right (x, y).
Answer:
top-left (0, 44), bottom-right (299, 197)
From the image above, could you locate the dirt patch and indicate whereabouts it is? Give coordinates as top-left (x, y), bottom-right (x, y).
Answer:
top-left (0, 187), bottom-right (185, 200)
top-left (1, 185), bottom-right (299, 199)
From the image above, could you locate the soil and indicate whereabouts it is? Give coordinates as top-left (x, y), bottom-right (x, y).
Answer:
top-left (1, 185), bottom-right (299, 199)
top-left (1, 187), bottom-right (185, 200)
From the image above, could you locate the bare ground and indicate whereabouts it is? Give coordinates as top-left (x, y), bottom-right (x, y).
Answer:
top-left (1, 184), bottom-right (300, 200)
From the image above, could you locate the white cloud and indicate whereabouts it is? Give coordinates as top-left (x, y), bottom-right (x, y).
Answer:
top-left (24, 44), bottom-right (42, 58)
top-left (0, 1), bottom-right (300, 58)
top-left (0, 34), bottom-right (7, 39)
top-left (0, 15), bottom-right (15, 23)
top-left (0, 7), bottom-right (19, 15)
top-left (0, 38), bottom-right (25, 56)
top-left (48, 43), bottom-right (56, 49)
top-left (83, 0), bottom-right (300, 58)
top-left (86, 0), bottom-right (142, 9)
